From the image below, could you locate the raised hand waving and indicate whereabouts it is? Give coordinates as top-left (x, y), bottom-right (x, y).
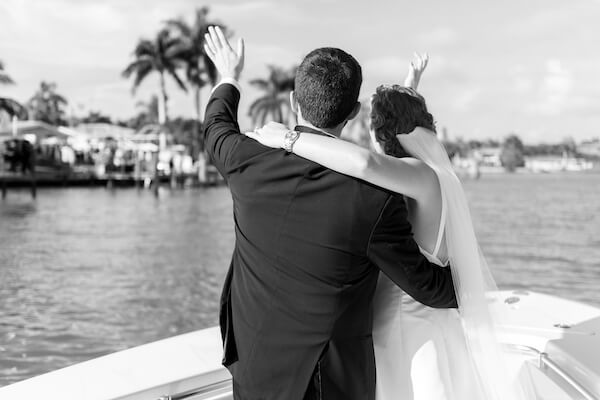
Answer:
top-left (204, 26), bottom-right (245, 81)
top-left (404, 52), bottom-right (429, 90)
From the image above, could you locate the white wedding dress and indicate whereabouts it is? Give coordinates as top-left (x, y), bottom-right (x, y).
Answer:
top-left (372, 216), bottom-right (483, 399)
top-left (372, 128), bottom-right (531, 400)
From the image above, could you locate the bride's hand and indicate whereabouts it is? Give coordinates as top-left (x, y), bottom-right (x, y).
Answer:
top-left (403, 52), bottom-right (428, 90)
top-left (244, 121), bottom-right (290, 149)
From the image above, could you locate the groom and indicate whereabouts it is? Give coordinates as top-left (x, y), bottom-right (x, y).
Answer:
top-left (203, 27), bottom-right (457, 400)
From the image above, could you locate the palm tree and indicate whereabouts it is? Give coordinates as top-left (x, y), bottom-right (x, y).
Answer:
top-left (125, 95), bottom-right (161, 131)
top-left (0, 98), bottom-right (28, 120)
top-left (0, 59), bottom-right (14, 85)
top-left (122, 28), bottom-right (187, 124)
top-left (165, 7), bottom-right (224, 122)
top-left (135, 95), bottom-right (160, 125)
top-left (248, 65), bottom-right (297, 127)
top-left (27, 81), bottom-right (68, 125)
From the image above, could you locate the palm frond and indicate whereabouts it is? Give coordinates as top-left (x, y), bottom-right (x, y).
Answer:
top-left (0, 73), bottom-right (14, 85)
top-left (0, 60), bottom-right (15, 84)
top-left (131, 64), bottom-right (154, 93)
top-left (249, 79), bottom-right (271, 91)
top-left (53, 93), bottom-right (68, 105)
top-left (186, 67), bottom-right (206, 88)
top-left (248, 97), bottom-right (267, 117)
top-left (168, 42), bottom-right (194, 60)
top-left (256, 106), bottom-right (273, 127)
top-left (167, 68), bottom-right (187, 92)
top-left (133, 39), bottom-right (157, 58)
top-left (122, 59), bottom-right (153, 78)
top-left (0, 97), bottom-right (28, 119)
top-left (203, 55), bottom-right (218, 86)
top-left (165, 18), bottom-right (192, 37)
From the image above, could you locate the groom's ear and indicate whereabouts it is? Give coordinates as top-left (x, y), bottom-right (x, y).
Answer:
top-left (290, 91), bottom-right (299, 114)
top-left (347, 102), bottom-right (361, 121)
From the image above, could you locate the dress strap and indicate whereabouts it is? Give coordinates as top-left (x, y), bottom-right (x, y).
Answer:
top-left (430, 176), bottom-right (447, 259)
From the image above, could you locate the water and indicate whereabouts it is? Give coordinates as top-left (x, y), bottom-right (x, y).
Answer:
top-left (0, 173), bottom-right (599, 386)
top-left (0, 187), bottom-right (235, 386)
top-left (464, 172), bottom-right (600, 305)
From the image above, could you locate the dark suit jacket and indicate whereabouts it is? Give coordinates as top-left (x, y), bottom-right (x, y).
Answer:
top-left (204, 83), bottom-right (457, 400)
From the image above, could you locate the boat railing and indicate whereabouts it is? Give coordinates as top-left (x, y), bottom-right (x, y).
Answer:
top-left (157, 378), bottom-right (232, 400)
top-left (503, 343), bottom-right (598, 400)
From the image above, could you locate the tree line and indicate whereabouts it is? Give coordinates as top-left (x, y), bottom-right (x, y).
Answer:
top-left (444, 134), bottom-right (585, 172)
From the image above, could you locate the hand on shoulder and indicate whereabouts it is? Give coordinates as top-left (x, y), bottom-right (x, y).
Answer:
top-left (244, 121), bottom-right (291, 149)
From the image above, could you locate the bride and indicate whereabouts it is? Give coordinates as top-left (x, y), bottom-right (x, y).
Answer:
top-left (245, 56), bottom-right (531, 399)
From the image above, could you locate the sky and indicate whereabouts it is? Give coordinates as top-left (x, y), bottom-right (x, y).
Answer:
top-left (0, 0), bottom-right (599, 143)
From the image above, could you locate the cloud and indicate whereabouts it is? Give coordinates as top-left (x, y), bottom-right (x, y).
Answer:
top-left (2, 0), bottom-right (127, 33)
top-left (509, 65), bottom-right (534, 94)
top-left (416, 27), bottom-right (459, 47)
top-left (247, 44), bottom-right (301, 68)
top-left (452, 87), bottom-right (482, 112)
top-left (362, 56), bottom-right (407, 81)
top-left (212, 1), bottom-right (275, 15)
top-left (528, 59), bottom-right (572, 116)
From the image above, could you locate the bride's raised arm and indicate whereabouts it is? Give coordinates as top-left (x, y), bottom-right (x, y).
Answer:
top-left (244, 123), bottom-right (437, 201)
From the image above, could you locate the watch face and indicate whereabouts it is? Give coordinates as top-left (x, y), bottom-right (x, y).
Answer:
top-left (286, 130), bottom-right (298, 140)
top-left (284, 130), bottom-right (298, 151)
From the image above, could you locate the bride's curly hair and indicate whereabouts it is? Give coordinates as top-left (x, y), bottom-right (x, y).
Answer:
top-left (369, 85), bottom-right (436, 158)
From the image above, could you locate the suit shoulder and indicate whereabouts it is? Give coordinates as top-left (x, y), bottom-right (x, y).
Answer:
top-left (351, 174), bottom-right (397, 204)
top-left (332, 171), bottom-right (401, 222)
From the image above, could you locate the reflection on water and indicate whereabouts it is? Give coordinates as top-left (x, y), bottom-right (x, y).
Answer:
top-left (0, 172), bottom-right (599, 386)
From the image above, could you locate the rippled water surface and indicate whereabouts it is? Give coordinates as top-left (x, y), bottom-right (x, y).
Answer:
top-left (1, 172), bottom-right (599, 386)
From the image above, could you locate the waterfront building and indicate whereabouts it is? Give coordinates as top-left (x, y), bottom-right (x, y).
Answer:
top-left (577, 139), bottom-right (600, 158)
top-left (525, 153), bottom-right (594, 173)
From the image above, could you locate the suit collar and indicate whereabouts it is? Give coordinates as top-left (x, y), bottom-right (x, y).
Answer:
top-left (294, 125), bottom-right (338, 139)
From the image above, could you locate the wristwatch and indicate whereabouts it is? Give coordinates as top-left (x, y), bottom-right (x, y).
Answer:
top-left (283, 130), bottom-right (300, 153)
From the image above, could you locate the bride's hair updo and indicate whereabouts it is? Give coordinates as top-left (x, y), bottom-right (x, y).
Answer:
top-left (369, 85), bottom-right (436, 158)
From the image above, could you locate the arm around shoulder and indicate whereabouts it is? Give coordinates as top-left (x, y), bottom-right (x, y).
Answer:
top-left (285, 132), bottom-right (436, 200)
top-left (355, 151), bottom-right (439, 201)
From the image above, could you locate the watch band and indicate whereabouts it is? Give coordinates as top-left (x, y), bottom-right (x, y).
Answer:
top-left (283, 130), bottom-right (300, 153)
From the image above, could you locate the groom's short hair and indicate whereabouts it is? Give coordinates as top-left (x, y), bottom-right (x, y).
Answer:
top-left (295, 47), bottom-right (362, 129)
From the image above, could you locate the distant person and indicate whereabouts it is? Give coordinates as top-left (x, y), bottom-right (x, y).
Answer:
top-left (3, 139), bottom-right (35, 174)
top-left (20, 140), bottom-right (35, 174)
top-left (3, 140), bottom-right (18, 172)
top-left (203, 27), bottom-right (456, 400)
top-left (247, 60), bottom-right (534, 398)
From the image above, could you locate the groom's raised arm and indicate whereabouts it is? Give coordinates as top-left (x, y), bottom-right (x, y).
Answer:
top-left (368, 195), bottom-right (458, 308)
top-left (203, 26), bottom-right (258, 177)
top-left (204, 80), bottom-right (244, 175)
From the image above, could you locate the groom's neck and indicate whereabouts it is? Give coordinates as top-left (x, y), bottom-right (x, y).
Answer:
top-left (296, 117), bottom-right (343, 138)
